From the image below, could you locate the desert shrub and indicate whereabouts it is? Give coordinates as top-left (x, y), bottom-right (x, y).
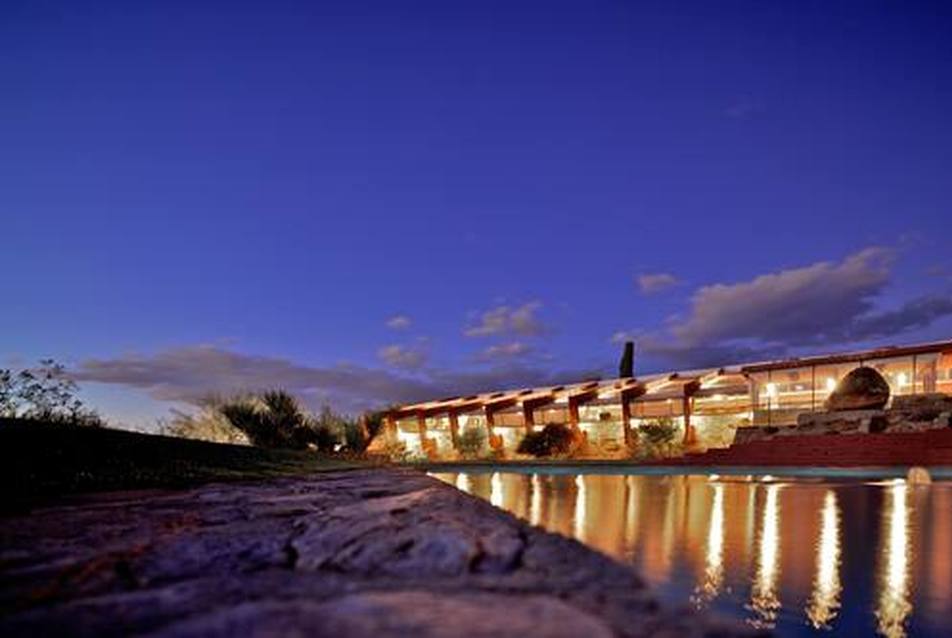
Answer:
top-left (219, 391), bottom-right (324, 450)
top-left (517, 423), bottom-right (576, 458)
top-left (160, 397), bottom-right (251, 445)
top-left (0, 359), bottom-right (103, 427)
top-left (342, 420), bottom-right (368, 452)
top-left (457, 427), bottom-right (487, 459)
top-left (636, 417), bottom-right (681, 458)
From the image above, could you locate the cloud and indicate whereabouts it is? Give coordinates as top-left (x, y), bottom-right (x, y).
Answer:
top-left (476, 342), bottom-right (533, 362)
top-left (610, 331), bottom-right (637, 345)
top-left (636, 273), bottom-right (679, 294)
top-left (72, 346), bottom-right (600, 415)
top-left (640, 247), bottom-right (952, 368)
top-left (385, 315), bottom-right (411, 330)
top-left (464, 302), bottom-right (545, 337)
top-left (377, 344), bottom-right (427, 370)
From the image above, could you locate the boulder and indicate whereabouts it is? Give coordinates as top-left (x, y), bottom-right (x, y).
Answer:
top-left (824, 366), bottom-right (890, 411)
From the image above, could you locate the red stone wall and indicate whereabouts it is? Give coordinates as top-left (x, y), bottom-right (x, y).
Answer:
top-left (654, 428), bottom-right (952, 467)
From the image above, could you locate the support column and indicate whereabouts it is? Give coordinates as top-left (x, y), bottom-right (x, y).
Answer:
top-left (484, 408), bottom-right (501, 451)
top-left (682, 395), bottom-right (696, 447)
top-left (811, 365), bottom-right (817, 412)
top-left (416, 412), bottom-right (431, 456)
top-left (621, 397), bottom-right (633, 448)
top-left (522, 403), bottom-right (535, 434)
top-left (447, 410), bottom-right (460, 450)
top-left (385, 414), bottom-right (397, 442)
top-left (567, 397), bottom-right (581, 433)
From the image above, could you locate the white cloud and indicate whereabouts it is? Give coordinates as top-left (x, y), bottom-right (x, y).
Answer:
top-left (377, 344), bottom-right (428, 370)
top-left (476, 342), bottom-right (533, 362)
top-left (640, 246), bottom-right (952, 367)
top-left (610, 331), bottom-right (636, 345)
top-left (464, 302), bottom-right (545, 337)
top-left (636, 273), bottom-right (679, 294)
top-left (71, 345), bottom-right (599, 415)
top-left (385, 315), bottom-right (411, 330)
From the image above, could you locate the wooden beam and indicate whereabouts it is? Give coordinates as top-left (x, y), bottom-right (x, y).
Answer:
top-left (416, 412), bottom-right (430, 453)
top-left (447, 410), bottom-right (460, 450)
top-left (621, 399), bottom-right (633, 448)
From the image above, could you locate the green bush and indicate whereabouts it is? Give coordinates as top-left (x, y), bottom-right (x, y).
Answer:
top-left (457, 427), bottom-right (486, 459)
top-left (517, 423), bottom-right (576, 458)
top-left (635, 417), bottom-right (681, 459)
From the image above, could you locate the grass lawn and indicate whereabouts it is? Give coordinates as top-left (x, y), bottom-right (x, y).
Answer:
top-left (0, 419), bottom-right (368, 511)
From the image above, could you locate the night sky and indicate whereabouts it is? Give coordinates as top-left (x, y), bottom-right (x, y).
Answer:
top-left (3, 1), bottom-right (951, 426)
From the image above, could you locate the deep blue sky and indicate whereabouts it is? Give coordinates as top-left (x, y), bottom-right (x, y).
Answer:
top-left (2, 1), bottom-right (951, 425)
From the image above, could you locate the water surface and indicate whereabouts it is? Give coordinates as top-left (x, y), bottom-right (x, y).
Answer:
top-left (431, 470), bottom-right (952, 637)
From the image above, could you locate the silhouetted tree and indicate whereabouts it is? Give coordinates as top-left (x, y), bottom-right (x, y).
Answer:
top-left (0, 359), bottom-right (102, 426)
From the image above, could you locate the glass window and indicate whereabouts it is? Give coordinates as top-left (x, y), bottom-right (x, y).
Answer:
top-left (914, 353), bottom-right (939, 394)
top-left (866, 356), bottom-right (914, 396)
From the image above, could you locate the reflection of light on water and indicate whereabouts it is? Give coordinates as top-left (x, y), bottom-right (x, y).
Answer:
top-left (807, 490), bottom-right (842, 629)
top-left (574, 475), bottom-right (587, 541)
top-left (876, 481), bottom-right (913, 638)
top-left (749, 483), bottom-right (781, 629)
top-left (693, 483), bottom-right (725, 606)
top-left (530, 474), bottom-right (542, 526)
top-left (455, 473), bottom-right (472, 494)
top-left (490, 472), bottom-right (503, 508)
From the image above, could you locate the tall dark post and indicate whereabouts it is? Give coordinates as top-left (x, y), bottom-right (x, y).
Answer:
top-left (619, 341), bottom-right (635, 378)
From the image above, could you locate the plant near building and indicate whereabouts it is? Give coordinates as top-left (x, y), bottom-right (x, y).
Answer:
top-left (635, 417), bottom-right (681, 459)
top-left (517, 423), bottom-right (577, 458)
top-left (457, 427), bottom-right (487, 459)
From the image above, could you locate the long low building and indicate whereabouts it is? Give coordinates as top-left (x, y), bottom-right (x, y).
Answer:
top-left (381, 339), bottom-right (952, 460)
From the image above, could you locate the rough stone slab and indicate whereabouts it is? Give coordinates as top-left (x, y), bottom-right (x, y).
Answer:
top-left (0, 468), bottom-right (762, 638)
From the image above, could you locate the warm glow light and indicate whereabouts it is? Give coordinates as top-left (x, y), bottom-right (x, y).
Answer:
top-left (455, 473), bottom-right (472, 495)
top-left (490, 472), bottom-right (503, 508)
top-left (876, 481), bottom-right (913, 638)
top-left (806, 490), bottom-right (842, 629)
top-left (826, 377), bottom-right (836, 392)
top-left (713, 393), bottom-right (725, 402)
top-left (897, 372), bottom-right (908, 387)
top-left (598, 391), bottom-right (615, 400)
top-left (574, 475), bottom-right (587, 541)
top-left (530, 474), bottom-right (542, 526)
top-left (765, 382), bottom-right (777, 397)
top-left (750, 484), bottom-right (781, 629)
top-left (694, 483), bottom-right (725, 605)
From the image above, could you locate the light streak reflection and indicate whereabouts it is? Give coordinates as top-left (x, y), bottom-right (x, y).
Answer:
top-left (876, 481), bottom-right (913, 638)
top-left (693, 482), bottom-right (725, 606)
top-left (806, 490), bottom-right (842, 629)
top-left (749, 483), bottom-right (781, 629)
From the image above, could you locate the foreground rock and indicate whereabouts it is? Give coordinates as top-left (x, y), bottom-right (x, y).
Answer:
top-left (0, 469), bottom-right (758, 638)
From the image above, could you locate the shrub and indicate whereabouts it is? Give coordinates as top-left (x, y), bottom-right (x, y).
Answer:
top-left (636, 417), bottom-right (681, 459)
top-left (517, 423), bottom-right (577, 458)
top-left (160, 399), bottom-right (250, 445)
top-left (219, 391), bottom-right (322, 450)
top-left (457, 427), bottom-right (487, 459)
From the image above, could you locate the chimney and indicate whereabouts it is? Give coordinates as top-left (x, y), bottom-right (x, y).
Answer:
top-left (619, 341), bottom-right (635, 378)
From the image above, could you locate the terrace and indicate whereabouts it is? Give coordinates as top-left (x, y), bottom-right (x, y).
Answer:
top-left (383, 339), bottom-right (952, 460)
